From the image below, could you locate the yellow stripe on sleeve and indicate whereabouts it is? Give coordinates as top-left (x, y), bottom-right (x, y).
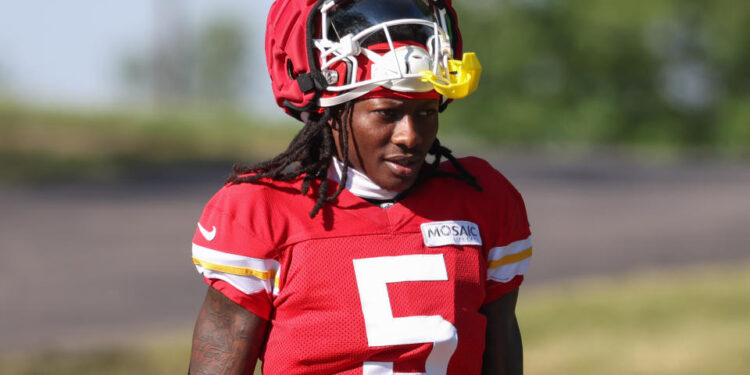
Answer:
top-left (489, 247), bottom-right (533, 269)
top-left (193, 257), bottom-right (276, 280)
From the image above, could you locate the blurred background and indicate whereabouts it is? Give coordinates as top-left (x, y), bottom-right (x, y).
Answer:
top-left (0, 0), bottom-right (748, 374)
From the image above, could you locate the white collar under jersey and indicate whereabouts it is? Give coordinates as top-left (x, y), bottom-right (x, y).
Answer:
top-left (328, 156), bottom-right (400, 200)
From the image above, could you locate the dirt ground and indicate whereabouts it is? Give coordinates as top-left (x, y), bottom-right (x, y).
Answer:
top-left (1, 153), bottom-right (748, 352)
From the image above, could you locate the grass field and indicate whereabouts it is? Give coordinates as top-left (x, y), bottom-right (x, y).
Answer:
top-left (2, 262), bottom-right (747, 374)
top-left (4, 101), bottom-right (745, 184)
top-left (0, 102), bottom-right (297, 183)
top-left (520, 263), bottom-right (750, 374)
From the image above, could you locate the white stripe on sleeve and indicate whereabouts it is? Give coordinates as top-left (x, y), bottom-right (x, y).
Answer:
top-left (487, 236), bottom-right (532, 283)
top-left (192, 243), bottom-right (280, 295)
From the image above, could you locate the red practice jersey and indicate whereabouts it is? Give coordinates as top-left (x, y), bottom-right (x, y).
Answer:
top-left (191, 157), bottom-right (532, 374)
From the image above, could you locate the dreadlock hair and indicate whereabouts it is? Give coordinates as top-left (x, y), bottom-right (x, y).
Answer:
top-left (228, 102), bottom-right (482, 218)
top-left (423, 138), bottom-right (483, 193)
top-left (228, 102), bottom-right (354, 218)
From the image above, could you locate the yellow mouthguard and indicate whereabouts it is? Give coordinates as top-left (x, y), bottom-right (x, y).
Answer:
top-left (421, 52), bottom-right (482, 99)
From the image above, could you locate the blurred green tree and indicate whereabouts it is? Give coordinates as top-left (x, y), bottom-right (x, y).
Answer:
top-left (194, 16), bottom-right (247, 107)
top-left (443, 0), bottom-right (750, 153)
top-left (117, 13), bottom-right (248, 110)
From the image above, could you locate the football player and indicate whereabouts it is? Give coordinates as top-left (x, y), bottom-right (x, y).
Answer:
top-left (189, 0), bottom-right (532, 374)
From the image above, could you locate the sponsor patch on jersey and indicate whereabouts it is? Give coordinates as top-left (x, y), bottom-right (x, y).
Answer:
top-left (420, 220), bottom-right (482, 247)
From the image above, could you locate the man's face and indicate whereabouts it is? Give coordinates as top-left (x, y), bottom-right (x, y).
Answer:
top-left (332, 97), bottom-right (440, 191)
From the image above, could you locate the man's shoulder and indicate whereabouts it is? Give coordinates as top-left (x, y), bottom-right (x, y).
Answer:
top-left (437, 156), bottom-right (515, 192)
top-left (203, 176), bottom-right (311, 219)
top-left (454, 156), bottom-right (495, 173)
top-left (216, 176), bottom-right (305, 200)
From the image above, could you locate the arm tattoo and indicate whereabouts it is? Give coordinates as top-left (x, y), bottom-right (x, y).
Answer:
top-left (189, 287), bottom-right (268, 375)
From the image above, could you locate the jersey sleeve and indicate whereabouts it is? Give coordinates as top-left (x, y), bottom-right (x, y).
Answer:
top-left (469, 158), bottom-right (533, 304)
top-left (191, 184), bottom-right (280, 320)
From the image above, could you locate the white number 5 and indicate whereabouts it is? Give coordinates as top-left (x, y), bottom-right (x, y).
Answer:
top-left (353, 254), bottom-right (457, 375)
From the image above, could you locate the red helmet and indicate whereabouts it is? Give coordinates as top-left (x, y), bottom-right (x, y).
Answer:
top-left (265, 0), bottom-right (481, 120)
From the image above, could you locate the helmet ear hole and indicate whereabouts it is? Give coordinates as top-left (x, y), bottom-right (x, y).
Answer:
top-left (286, 59), bottom-right (298, 79)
